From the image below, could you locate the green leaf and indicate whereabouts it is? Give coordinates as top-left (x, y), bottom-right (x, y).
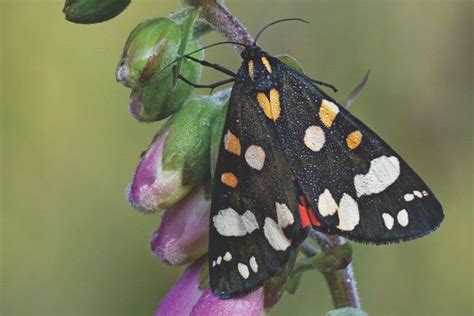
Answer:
top-left (276, 54), bottom-right (305, 74)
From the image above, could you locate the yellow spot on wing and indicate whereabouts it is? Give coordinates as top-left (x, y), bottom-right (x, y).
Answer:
top-left (346, 130), bottom-right (362, 149)
top-left (261, 56), bottom-right (272, 73)
top-left (257, 88), bottom-right (281, 121)
top-left (248, 60), bottom-right (254, 79)
top-left (319, 99), bottom-right (340, 127)
top-left (221, 172), bottom-right (238, 188)
top-left (224, 130), bottom-right (241, 156)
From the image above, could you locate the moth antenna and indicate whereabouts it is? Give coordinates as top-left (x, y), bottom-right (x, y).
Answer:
top-left (161, 41), bottom-right (246, 74)
top-left (254, 18), bottom-right (309, 44)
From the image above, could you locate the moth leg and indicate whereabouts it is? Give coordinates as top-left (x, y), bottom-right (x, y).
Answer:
top-left (178, 75), bottom-right (235, 92)
top-left (185, 55), bottom-right (237, 77)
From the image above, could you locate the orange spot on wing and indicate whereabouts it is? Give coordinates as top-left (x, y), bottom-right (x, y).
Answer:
top-left (257, 88), bottom-right (281, 121)
top-left (221, 172), bottom-right (238, 188)
top-left (261, 56), bottom-right (272, 73)
top-left (346, 130), bottom-right (362, 150)
top-left (319, 100), bottom-right (340, 128)
top-left (224, 130), bottom-right (241, 156)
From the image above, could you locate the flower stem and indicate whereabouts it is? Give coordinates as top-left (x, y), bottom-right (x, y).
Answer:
top-left (321, 235), bottom-right (361, 308)
top-left (187, 0), bottom-right (253, 51)
top-left (190, 0), bottom-right (361, 309)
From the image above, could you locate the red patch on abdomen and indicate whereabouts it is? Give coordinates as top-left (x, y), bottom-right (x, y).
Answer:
top-left (298, 195), bottom-right (321, 228)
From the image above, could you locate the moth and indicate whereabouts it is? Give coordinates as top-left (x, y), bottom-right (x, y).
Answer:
top-left (179, 19), bottom-right (444, 299)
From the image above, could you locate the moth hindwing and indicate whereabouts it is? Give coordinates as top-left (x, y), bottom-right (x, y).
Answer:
top-left (209, 45), bottom-right (444, 298)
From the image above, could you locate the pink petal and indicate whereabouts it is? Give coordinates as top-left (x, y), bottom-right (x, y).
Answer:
top-left (154, 259), bottom-right (205, 316)
top-left (191, 287), bottom-right (264, 316)
top-left (128, 132), bottom-right (185, 213)
top-left (151, 186), bottom-right (210, 265)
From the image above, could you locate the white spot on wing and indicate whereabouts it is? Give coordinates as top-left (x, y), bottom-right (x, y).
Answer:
top-left (212, 260), bottom-right (216, 267)
top-left (422, 190), bottom-right (428, 196)
top-left (397, 209), bottom-right (409, 227)
top-left (382, 213), bottom-right (394, 230)
top-left (249, 256), bottom-right (258, 273)
top-left (354, 155), bottom-right (400, 197)
top-left (336, 194), bottom-right (360, 231)
top-left (223, 252), bottom-right (232, 261)
top-left (238, 263), bottom-right (250, 279)
top-left (404, 193), bottom-right (415, 202)
top-left (413, 190), bottom-right (423, 198)
top-left (213, 208), bottom-right (259, 237)
top-left (263, 217), bottom-right (292, 251)
top-left (216, 256), bottom-right (222, 265)
top-left (304, 125), bottom-right (325, 152)
top-left (245, 145), bottom-right (266, 170)
top-left (318, 189), bottom-right (338, 217)
top-left (276, 202), bottom-right (294, 228)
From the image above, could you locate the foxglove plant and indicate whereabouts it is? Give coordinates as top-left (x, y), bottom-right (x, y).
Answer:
top-left (63, 0), bottom-right (368, 314)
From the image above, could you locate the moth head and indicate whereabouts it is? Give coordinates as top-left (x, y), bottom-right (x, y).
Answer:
top-left (240, 44), bottom-right (262, 60)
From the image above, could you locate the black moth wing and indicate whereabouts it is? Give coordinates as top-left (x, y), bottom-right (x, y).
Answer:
top-left (268, 56), bottom-right (443, 243)
top-left (209, 77), bottom-right (307, 298)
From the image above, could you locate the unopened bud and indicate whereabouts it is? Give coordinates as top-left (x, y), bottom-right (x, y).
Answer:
top-left (116, 18), bottom-right (181, 88)
top-left (63, 0), bottom-right (130, 24)
top-left (129, 42), bottom-right (203, 122)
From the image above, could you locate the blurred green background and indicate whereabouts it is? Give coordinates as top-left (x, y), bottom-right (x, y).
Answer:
top-left (1, 0), bottom-right (472, 315)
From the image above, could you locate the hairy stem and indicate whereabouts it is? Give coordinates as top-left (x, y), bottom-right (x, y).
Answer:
top-left (322, 235), bottom-right (361, 308)
top-left (189, 0), bottom-right (361, 309)
top-left (186, 0), bottom-right (253, 51)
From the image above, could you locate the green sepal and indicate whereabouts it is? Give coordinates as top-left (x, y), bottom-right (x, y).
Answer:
top-left (198, 255), bottom-right (210, 290)
top-left (263, 252), bottom-right (297, 309)
top-left (309, 242), bottom-right (353, 273)
top-left (116, 18), bottom-right (182, 88)
top-left (129, 41), bottom-right (203, 122)
top-left (285, 252), bottom-right (314, 295)
top-left (63, 0), bottom-right (130, 24)
top-left (276, 54), bottom-right (305, 74)
top-left (171, 7), bottom-right (201, 87)
top-left (209, 91), bottom-right (230, 177)
top-left (162, 91), bottom-right (229, 187)
top-left (325, 307), bottom-right (368, 316)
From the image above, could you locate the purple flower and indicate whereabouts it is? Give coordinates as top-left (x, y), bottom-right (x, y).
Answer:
top-left (127, 94), bottom-right (229, 213)
top-left (155, 259), bottom-right (265, 316)
top-left (151, 186), bottom-right (210, 265)
top-left (191, 287), bottom-right (264, 316)
top-left (154, 259), bottom-right (205, 316)
top-left (127, 132), bottom-right (193, 213)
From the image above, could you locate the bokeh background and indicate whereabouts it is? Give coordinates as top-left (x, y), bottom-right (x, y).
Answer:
top-left (1, 0), bottom-right (472, 315)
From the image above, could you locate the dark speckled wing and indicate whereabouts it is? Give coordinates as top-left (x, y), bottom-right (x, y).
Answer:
top-left (270, 58), bottom-right (443, 243)
top-left (209, 75), bottom-right (307, 298)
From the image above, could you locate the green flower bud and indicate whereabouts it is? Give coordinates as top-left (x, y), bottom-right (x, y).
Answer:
top-left (162, 90), bottom-right (230, 187)
top-left (129, 41), bottom-right (203, 122)
top-left (63, 0), bottom-right (130, 24)
top-left (116, 18), bottom-right (181, 88)
top-left (128, 91), bottom-right (229, 213)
